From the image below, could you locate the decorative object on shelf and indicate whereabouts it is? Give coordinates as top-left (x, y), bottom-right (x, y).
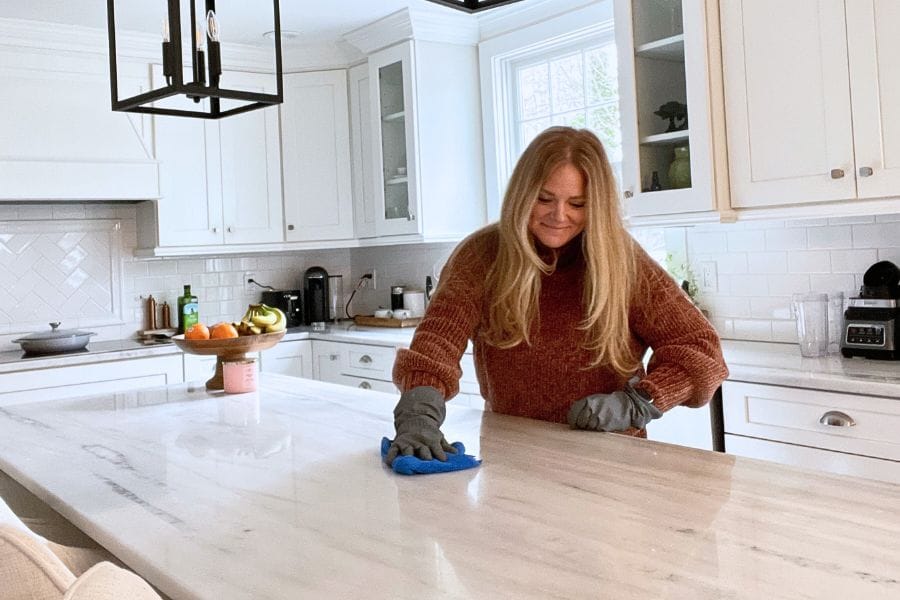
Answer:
top-left (667, 145), bottom-right (691, 189)
top-left (106, 0), bottom-right (283, 119)
top-left (654, 101), bottom-right (688, 132)
top-left (425, 0), bottom-right (526, 12)
top-left (172, 330), bottom-right (285, 390)
top-left (649, 171), bottom-right (662, 191)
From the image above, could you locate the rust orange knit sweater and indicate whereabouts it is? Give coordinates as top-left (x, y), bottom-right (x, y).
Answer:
top-left (392, 226), bottom-right (729, 437)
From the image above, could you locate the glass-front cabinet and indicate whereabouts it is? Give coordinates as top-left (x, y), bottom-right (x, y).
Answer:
top-left (368, 42), bottom-right (419, 236)
top-left (615, 0), bottom-right (731, 223)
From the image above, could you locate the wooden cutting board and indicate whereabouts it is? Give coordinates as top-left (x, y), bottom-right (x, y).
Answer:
top-left (353, 315), bottom-right (422, 328)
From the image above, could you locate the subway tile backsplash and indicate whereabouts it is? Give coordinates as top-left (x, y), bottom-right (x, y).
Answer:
top-left (2, 204), bottom-right (899, 352)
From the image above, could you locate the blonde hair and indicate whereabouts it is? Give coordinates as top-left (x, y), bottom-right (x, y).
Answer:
top-left (483, 126), bottom-right (639, 376)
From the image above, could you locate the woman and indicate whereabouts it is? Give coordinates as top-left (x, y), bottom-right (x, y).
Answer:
top-left (386, 127), bottom-right (728, 465)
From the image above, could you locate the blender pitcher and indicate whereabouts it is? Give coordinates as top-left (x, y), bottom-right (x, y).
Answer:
top-left (791, 292), bottom-right (829, 357)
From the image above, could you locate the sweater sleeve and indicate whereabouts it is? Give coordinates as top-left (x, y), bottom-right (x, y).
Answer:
top-left (629, 246), bottom-right (729, 412)
top-left (392, 229), bottom-right (494, 399)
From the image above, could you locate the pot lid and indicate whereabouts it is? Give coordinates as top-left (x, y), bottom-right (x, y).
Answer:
top-left (14, 322), bottom-right (96, 342)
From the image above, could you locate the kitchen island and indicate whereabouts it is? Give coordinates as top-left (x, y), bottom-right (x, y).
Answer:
top-left (0, 375), bottom-right (897, 599)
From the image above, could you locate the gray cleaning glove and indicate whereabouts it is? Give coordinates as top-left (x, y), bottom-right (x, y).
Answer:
top-left (385, 386), bottom-right (458, 466)
top-left (567, 379), bottom-right (663, 431)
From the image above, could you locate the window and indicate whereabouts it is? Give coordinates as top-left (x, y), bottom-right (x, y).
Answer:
top-left (510, 38), bottom-right (622, 179)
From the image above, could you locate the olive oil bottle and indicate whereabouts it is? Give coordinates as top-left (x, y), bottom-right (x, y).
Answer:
top-left (177, 284), bottom-right (199, 333)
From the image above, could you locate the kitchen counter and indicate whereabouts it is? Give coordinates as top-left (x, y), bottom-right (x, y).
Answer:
top-left (0, 375), bottom-right (897, 599)
top-left (2, 322), bottom-right (898, 397)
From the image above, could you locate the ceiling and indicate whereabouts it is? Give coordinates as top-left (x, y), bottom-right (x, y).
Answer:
top-left (0, 0), bottom-right (479, 46)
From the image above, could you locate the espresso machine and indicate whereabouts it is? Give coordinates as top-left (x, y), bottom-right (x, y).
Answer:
top-left (303, 266), bottom-right (329, 328)
top-left (841, 260), bottom-right (900, 360)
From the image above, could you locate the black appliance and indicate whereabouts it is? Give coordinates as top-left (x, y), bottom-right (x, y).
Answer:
top-left (841, 260), bottom-right (900, 360)
top-left (261, 290), bottom-right (303, 328)
top-left (303, 266), bottom-right (329, 327)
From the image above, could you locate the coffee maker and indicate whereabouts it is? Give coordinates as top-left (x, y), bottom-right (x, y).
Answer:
top-left (841, 260), bottom-right (900, 360)
top-left (303, 266), bottom-right (329, 328)
top-left (260, 290), bottom-right (303, 328)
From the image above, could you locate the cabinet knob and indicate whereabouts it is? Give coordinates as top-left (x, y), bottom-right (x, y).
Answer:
top-left (211, 227), bottom-right (218, 233)
top-left (830, 168), bottom-right (845, 179)
top-left (408, 214), bottom-right (416, 221)
top-left (358, 381), bottom-right (372, 390)
top-left (624, 190), bottom-right (634, 199)
top-left (329, 353), bottom-right (339, 361)
top-left (818, 410), bottom-right (856, 427)
top-left (359, 354), bottom-right (372, 364)
top-left (859, 166), bottom-right (874, 178)
top-left (287, 224), bottom-right (295, 231)
top-left (227, 226), bottom-right (233, 233)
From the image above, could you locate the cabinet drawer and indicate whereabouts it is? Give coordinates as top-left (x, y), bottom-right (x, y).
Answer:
top-left (329, 374), bottom-right (399, 394)
top-left (722, 381), bottom-right (900, 462)
top-left (725, 434), bottom-right (900, 485)
top-left (343, 345), bottom-right (396, 380)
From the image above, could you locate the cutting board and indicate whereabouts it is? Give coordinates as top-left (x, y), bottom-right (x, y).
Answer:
top-left (353, 315), bottom-right (422, 328)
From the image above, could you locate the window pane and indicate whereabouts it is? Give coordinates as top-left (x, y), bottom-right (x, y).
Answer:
top-left (552, 110), bottom-right (587, 129)
top-left (586, 45), bottom-right (618, 105)
top-left (589, 104), bottom-right (622, 163)
top-left (550, 53), bottom-right (584, 113)
top-left (517, 63), bottom-right (550, 119)
top-left (520, 117), bottom-right (551, 151)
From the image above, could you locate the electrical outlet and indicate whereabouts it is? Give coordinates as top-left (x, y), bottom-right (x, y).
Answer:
top-left (700, 261), bottom-right (718, 293)
top-left (244, 272), bottom-right (256, 294)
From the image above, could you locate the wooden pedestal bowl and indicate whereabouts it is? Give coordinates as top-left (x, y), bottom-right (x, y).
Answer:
top-left (172, 330), bottom-right (286, 391)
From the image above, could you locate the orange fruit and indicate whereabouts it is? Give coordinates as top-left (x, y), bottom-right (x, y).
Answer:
top-left (209, 322), bottom-right (239, 339)
top-left (184, 323), bottom-right (210, 340)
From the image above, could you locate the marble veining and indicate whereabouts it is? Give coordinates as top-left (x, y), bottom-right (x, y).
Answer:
top-left (0, 375), bottom-right (897, 599)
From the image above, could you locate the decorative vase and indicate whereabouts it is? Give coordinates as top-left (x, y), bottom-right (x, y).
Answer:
top-left (668, 145), bottom-right (691, 189)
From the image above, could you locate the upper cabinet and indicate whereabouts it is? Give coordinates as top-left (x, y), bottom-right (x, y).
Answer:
top-left (615, 0), bottom-right (731, 224)
top-left (281, 70), bottom-right (354, 242)
top-left (139, 69), bottom-right (283, 250)
top-left (348, 63), bottom-right (377, 239)
top-left (0, 24), bottom-right (158, 202)
top-left (721, 0), bottom-right (900, 209)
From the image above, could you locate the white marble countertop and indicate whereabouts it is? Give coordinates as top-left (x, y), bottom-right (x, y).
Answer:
top-left (0, 375), bottom-right (897, 599)
top-left (2, 321), bottom-right (898, 396)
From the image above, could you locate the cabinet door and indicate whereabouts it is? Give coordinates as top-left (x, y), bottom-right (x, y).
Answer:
top-left (616, 0), bottom-right (718, 218)
top-left (349, 63), bottom-right (377, 239)
top-left (369, 42), bottom-right (420, 237)
top-left (152, 66), bottom-right (224, 246)
top-left (846, 0), bottom-right (900, 199)
top-left (219, 72), bottom-right (284, 244)
top-left (721, 0), bottom-right (856, 207)
top-left (260, 340), bottom-right (313, 378)
top-left (645, 404), bottom-right (712, 451)
top-left (281, 71), bottom-right (353, 242)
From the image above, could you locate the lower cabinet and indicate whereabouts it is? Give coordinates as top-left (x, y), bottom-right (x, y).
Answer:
top-left (646, 404), bottom-right (714, 451)
top-left (722, 380), bottom-right (900, 484)
top-left (0, 355), bottom-right (184, 406)
top-left (259, 341), bottom-right (312, 378)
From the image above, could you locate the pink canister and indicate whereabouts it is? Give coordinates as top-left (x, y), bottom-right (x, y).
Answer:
top-left (223, 358), bottom-right (258, 393)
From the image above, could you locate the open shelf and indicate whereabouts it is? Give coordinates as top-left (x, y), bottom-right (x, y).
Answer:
top-left (641, 130), bottom-right (690, 146)
top-left (382, 110), bottom-right (405, 122)
top-left (635, 34), bottom-right (685, 61)
top-left (385, 176), bottom-right (408, 185)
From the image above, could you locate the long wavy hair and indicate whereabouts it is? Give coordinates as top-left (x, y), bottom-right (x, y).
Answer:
top-left (482, 126), bottom-right (639, 376)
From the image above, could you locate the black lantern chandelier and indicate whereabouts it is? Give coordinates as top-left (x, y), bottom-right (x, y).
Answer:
top-left (106, 0), bottom-right (283, 119)
top-left (425, 0), bottom-right (526, 12)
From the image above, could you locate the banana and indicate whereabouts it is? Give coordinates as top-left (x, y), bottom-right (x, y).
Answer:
top-left (264, 307), bottom-right (286, 333)
top-left (250, 310), bottom-right (277, 327)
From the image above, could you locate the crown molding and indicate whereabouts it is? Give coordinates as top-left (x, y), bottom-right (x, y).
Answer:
top-left (477, 0), bottom-right (600, 41)
top-left (342, 6), bottom-right (479, 56)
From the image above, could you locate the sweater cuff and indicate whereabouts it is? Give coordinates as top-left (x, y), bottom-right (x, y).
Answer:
top-left (398, 372), bottom-right (453, 399)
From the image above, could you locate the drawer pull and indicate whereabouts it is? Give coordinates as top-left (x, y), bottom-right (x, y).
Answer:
top-left (358, 381), bottom-right (372, 390)
top-left (358, 354), bottom-right (373, 364)
top-left (329, 354), bottom-right (339, 361)
top-left (818, 410), bottom-right (856, 427)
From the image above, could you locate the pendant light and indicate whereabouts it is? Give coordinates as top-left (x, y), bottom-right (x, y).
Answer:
top-left (106, 0), bottom-right (283, 119)
top-left (424, 0), bottom-right (526, 12)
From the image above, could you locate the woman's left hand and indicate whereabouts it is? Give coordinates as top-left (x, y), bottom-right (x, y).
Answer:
top-left (567, 382), bottom-right (662, 431)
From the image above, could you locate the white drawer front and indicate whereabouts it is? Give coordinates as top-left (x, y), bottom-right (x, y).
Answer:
top-left (725, 434), bottom-right (900, 485)
top-left (723, 381), bottom-right (900, 462)
top-left (342, 345), bottom-right (396, 380)
top-left (332, 374), bottom-right (398, 394)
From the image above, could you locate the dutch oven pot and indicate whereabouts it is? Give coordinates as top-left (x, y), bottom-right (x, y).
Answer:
top-left (13, 322), bottom-right (96, 355)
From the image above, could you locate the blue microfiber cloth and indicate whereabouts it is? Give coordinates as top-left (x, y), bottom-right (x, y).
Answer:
top-left (381, 437), bottom-right (481, 476)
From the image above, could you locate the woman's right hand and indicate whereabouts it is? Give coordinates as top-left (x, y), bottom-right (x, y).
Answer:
top-left (385, 386), bottom-right (457, 466)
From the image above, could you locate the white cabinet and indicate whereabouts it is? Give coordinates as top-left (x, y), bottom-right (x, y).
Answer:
top-left (721, 0), bottom-right (900, 208)
top-left (281, 71), bottom-right (354, 242)
top-left (646, 403), bottom-right (713, 451)
top-left (0, 45), bottom-right (158, 201)
top-left (365, 40), bottom-right (486, 241)
top-left (0, 355), bottom-right (183, 407)
top-left (722, 380), bottom-right (900, 484)
top-left (615, 0), bottom-right (731, 223)
top-left (349, 63), bottom-right (377, 239)
top-left (312, 339), bottom-right (400, 394)
top-left (260, 340), bottom-right (313, 379)
top-left (141, 69), bottom-right (283, 248)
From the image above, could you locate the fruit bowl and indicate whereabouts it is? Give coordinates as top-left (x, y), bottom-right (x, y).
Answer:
top-left (172, 330), bottom-right (286, 391)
